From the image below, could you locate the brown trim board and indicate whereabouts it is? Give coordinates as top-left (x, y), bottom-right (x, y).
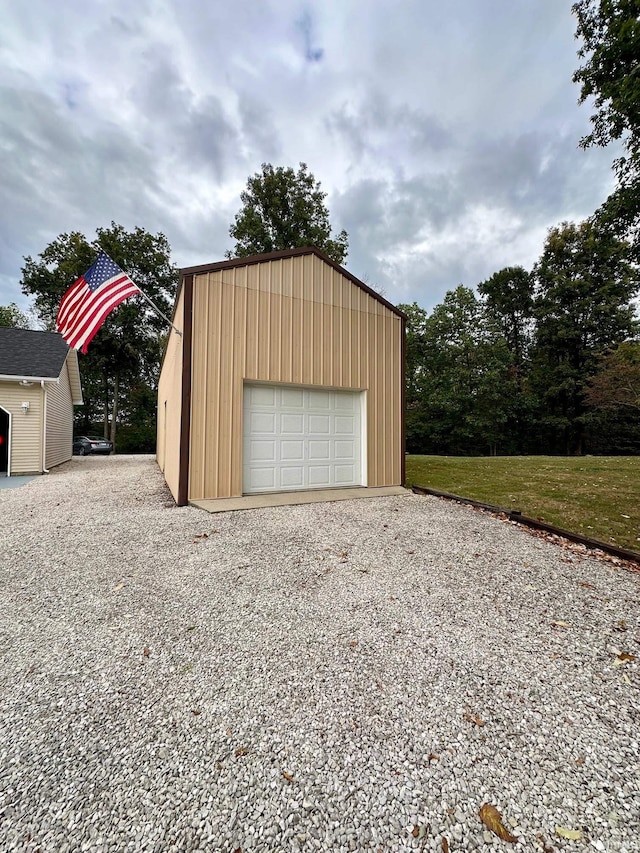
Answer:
top-left (177, 273), bottom-right (194, 507)
top-left (411, 484), bottom-right (640, 564)
top-left (400, 315), bottom-right (406, 486)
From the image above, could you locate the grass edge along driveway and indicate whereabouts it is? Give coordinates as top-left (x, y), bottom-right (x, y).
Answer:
top-left (405, 455), bottom-right (640, 552)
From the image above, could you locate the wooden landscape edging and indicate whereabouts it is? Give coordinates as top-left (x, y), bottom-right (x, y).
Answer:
top-left (411, 484), bottom-right (640, 565)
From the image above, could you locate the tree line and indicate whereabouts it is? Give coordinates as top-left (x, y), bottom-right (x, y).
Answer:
top-left (400, 220), bottom-right (639, 457)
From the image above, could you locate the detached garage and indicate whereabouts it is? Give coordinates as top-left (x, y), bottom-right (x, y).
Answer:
top-left (157, 247), bottom-right (405, 506)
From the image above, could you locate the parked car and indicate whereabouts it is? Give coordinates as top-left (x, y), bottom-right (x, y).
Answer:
top-left (73, 435), bottom-right (113, 455)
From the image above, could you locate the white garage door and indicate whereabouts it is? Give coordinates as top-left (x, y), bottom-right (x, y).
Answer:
top-left (243, 384), bottom-right (363, 494)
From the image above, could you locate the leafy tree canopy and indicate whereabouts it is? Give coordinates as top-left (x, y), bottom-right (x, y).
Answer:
top-left (20, 222), bottom-right (178, 446)
top-left (0, 302), bottom-right (31, 329)
top-left (573, 0), bottom-right (640, 250)
top-left (531, 219), bottom-right (638, 452)
top-left (228, 162), bottom-right (349, 264)
top-left (586, 340), bottom-right (640, 410)
top-left (573, 0), bottom-right (640, 155)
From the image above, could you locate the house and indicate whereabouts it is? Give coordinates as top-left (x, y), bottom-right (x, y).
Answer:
top-left (157, 246), bottom-right (406, 507)
top-left (0, 328), bottom-right (83, 476)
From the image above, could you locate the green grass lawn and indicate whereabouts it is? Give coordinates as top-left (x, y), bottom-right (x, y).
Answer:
top-left (405, 455), bottom-right (640, 552)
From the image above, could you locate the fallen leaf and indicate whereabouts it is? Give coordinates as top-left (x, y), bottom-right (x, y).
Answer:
top-left (349, 641), bottom-right (358, 648)
top-left (551, 620), bottom-right (571, 628)
top-left (575, 756), bottom-right (585, 766)
top-left (614, 620), bottom-right (628, 632)
top-left (282, 771), bottom-right (294, 783)
top-left (479, 804), bottom-right (517, 843)
top-left (412, 826), bottom-right (420, 838)
top-left (235, 746), bottom-right (249, 757)
top-left (536, 834), bottom-right (555, 853)
top-left (441, 837), bottom-right (449, 853)
top-left (464, 711), bottom-right (485, 727)
top-left (579, 581), bottom-right (596, 590)
top-left (428, 753), bottom-right (440, 762)
top-left (614, 652), bottom-right (635, 665)
top-left (555, 826), bottom-right (583, 840)
top-left (142, 647), bottom-right (150, 657)
top-left (186, 626), bottom-right (196, 631)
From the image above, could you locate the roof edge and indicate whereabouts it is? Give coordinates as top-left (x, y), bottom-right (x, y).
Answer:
top-left (180, 246), bottom-right (407, 320)
top-left (0, 373), bottom-right (61, 383)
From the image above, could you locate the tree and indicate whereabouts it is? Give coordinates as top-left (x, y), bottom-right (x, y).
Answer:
top-left (477, 267), bottom-right (534, 372)
top-left (21, 223), bottom-right (178, 448)
top-left (228, 162), bottom-right (349, 264)
top-left (0, 302), bottom-right (31, 328)
top-left (530, 220), bottom-right (639, 453)
top-left (401, 287), bottom-right (517, 455)
top-left (585, 341), bottom-right (640, 410)
top-left (477, 267), bottom-right (536, 452)
top-left (573, 0), bottom-right (640, 251)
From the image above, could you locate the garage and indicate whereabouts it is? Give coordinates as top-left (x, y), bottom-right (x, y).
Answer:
top-left (157, 246), bottom-right (405, 506)
top-left (242, 383), bottom-right (364, 494)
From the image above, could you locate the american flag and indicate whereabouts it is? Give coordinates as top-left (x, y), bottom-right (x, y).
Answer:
top-left (56, 252), bottom-right (141, 354)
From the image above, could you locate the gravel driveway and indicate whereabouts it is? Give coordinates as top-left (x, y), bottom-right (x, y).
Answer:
top-left (1, 455), bottom-right (638, 853)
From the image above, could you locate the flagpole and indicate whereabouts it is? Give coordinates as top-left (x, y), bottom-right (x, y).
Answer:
top-left (137, 288), bottom-right (182, 336)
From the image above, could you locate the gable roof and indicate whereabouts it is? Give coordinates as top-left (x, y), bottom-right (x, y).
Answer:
top-left (0, 327), bottom-right (70, 378)
top-left (180, 246), bottom-right (407, 320)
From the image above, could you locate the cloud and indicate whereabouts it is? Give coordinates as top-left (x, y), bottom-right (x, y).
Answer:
top-left (0, 0), bottom-right (624, 317)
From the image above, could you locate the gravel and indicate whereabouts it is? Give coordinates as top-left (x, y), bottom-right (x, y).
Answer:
top-left (0, 454), bottom-right (638, 853)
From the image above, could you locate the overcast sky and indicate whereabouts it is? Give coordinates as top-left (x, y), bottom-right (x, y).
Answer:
top-left (0, 0), bottom-right (618, 316)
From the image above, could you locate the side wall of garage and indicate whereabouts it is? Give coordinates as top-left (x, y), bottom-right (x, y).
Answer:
top-left (188, 253), bottom-right (403, 501)
top-left (156, 286), bottom-right (185, 503)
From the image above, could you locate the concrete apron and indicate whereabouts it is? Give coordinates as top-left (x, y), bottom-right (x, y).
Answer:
top-left (191, 486), bottom-right (408, 513)
top-left (0, 475), bottom-right (37, 490)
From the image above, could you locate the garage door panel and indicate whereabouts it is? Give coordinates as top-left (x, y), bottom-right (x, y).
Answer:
top-left (281, 387), bottom-right (304, 407)
top-left (334, 440), bottom-right (354, 458)
top-left (250, 386), bottom-right (276, 406)
top-left (334, 465), bottom-right (355, 483)
top-left (250, 440), bottom-right (276, 461)
top-left (251, 412), bottom-right (276, 433)
top-left (243, 384), bottom-right (363, 494)
top-left (281, 440), bottom-right (304, 460)
top-left (308, 440), bottom-right (330, 460)
top-left (281, 413), bottom-right (304, 433)
top-left (335, 393), bottom-right (356, 410)
top-left (249, 468), bottom-right (276, 490)
top-left (281, 467), bottom-right (304, 487)
top-left (308, 391), bottom-right (330, 409)
top-left (308, 466), bottom-right (331, 485)
top-left (334, 416), bottom-right (355, 434)
top-left (309, 415), bottom-right (330, 433)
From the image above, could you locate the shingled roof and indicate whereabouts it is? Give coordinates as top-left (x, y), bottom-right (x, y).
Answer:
top-left (0, 327), bottom-right (73, 379)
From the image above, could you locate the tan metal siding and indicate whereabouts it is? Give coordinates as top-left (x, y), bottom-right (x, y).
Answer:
top-left (189, 254), bottom-right (403, 501)
top-left (45, 361), bottom-right (74, 469)
top-left (0, 382), bottom-right (43, 475)
top-left (157, 287), bottom-right (185, 502)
